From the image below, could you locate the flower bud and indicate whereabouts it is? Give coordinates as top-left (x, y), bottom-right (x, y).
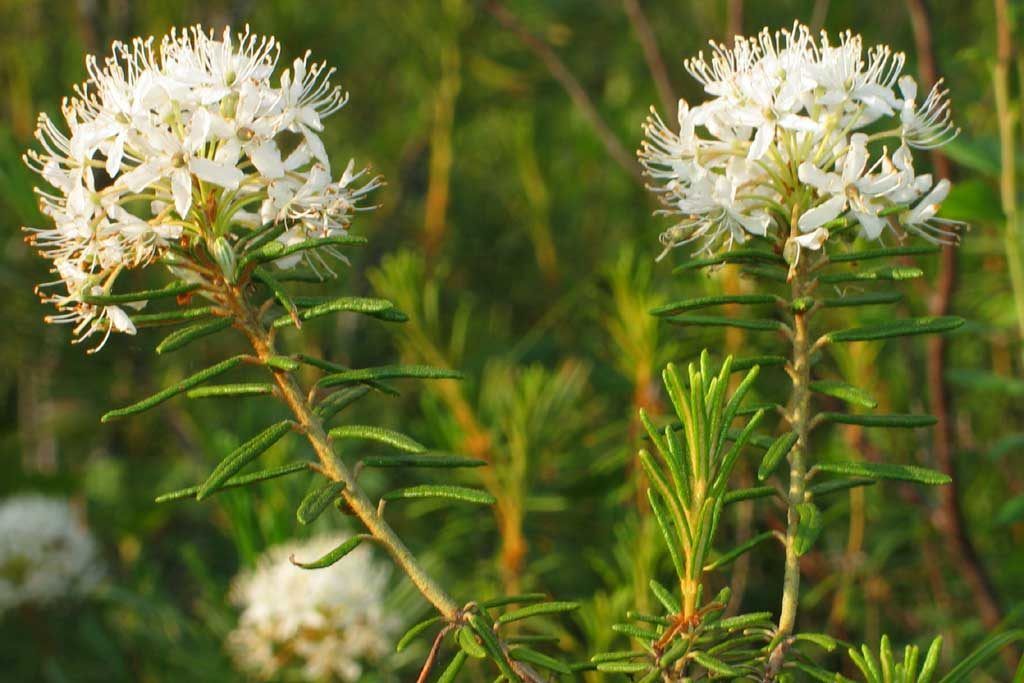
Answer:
top-left (210, 236), bottom-right (238, 284)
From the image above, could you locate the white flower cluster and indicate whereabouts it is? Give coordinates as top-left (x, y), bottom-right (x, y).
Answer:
top-left (227, 535), bottom-right (397, 681)
top-left (0, 494), bottom-right (103, 613)
top-left (640, 23), bottom-right (962, 260)
top-left (25, 26), bottom-right (381, 351)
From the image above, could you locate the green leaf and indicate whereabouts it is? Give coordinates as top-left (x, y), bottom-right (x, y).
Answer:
top-left (731, 355), bottom-right (787, 372)
top-left (196, 420), bottom-right (294, 500)
top-left (758, 431), bottom-right (799, 481)
top-left (300, 354), bottom-right (399, 396)
top-left (648, 580), bottom-right (681, 614)
top-left (437, 651), bottom-right (468, 683)
top-left (289, 535), bottom-right (362, 569)
top-left (243, 234), bottom-right (367, 266)
top-left (154, 462), bottom-right (309, 503)
top-left (81, 280), bottom-right (200, 305)
top-left (612, 623), bottom-right (660, 641)
top-left (458, 627), bottom-right (488, 658)
top-left (828, 245), bottom-right (939, 263)
top-left (820, 412), bottom-right (936, 428)
top-left (253, 267), bottom-right (301, 326)
top-left (938, 630), bottom-right (1024, 683)
top-left (795, 502), bottom-right (823, 556)
top-left (361, 454), bottom-right (486, 468)
top-left (674, 249), bottom-right (785, 272)
top-left (827, 317), bottom-right (965, 343)
top-left (315, 386), bottom-right (373, 421)
top-left (723, 486), bottom-right (777, 505)
top-left (382, 485), bottom-right (496, 505)
top-left (817, 461), bottom-right (950, 485)
top-left (480, 593), bottom-right (549, 609)
top-left (946, 369), bottom-right (1024, 397)
top-left (396, 615), bottom-right (442, 652)
top-left (794, 632), bottom-right (839, 652)
top-left (130, 306), bottom-right (215, 327)
top-left (496, 601), bottom-right (581, 625)
top-left (650, 294), bottom-right (775, 316)
top-left (792, 662), bottom-right (853, 682)
top-left (591, 651), bottom-right (645, 664)
top-left (710, 612), bottom-right (774, 631)
top-left (273, 296), bottom-right (403, 328)
top-left (596, 662), bottom-right (649, 673)
top-left (742, 265), bottom-right (788, 282)
top-left (467, 614), bottom-right (517, 680)
top-left (808, 477), bottom-right (875, 498)
top-left (328, 425), bottom-right (426, 453)
top-left (918, 635), bottom-right (943, 683)
top-left (508, 647), bottom-right (572, 674)
top-left (318, 364), bottom-right (462, 388)
top-left (822, 291), bottom-right (903, 308)
top-left (296, 480), bottom-right (347, 525)
top-left (811, 380), bottom-right (878, 408)
top-left (101, 355), bottom-right (247, 422)
top-left (264, 355), bottom-right (300, 371)
top-left (667, 315), bottom-right (783, 332)
top-left (996, 494), bottom-right (1024, 526)
top-left (704, 531), bottom-right (775, 571)
top-left (819, 266), bottom-right (924, 284)
top-left (690, 651), bottom-right (740, 676)
top-left (186, 383), bottom-right (274, 399)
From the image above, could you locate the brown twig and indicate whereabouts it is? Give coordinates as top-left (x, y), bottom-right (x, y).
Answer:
top-left (622, 0), bottom-right (676, 116)
top-left (484, 0), bottom-right (642, 182)
top-left (906, 0), bottom-right (1013, 662)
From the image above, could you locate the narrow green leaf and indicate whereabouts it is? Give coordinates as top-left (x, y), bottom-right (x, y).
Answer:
top-left (467, 614), bottom-right (517, 680)
top-left (289, 535), bottom-right (363, 569)
top-left (647, 489), bottom-right (686, 582)
top-left (480, 594), bottom-right (548, 609)
top-left (742, 265), bottom-right (788, 282)
top-left (243, 234), bottom-right (367, 266)
top-left (710, 612), bottom-right (774, 631)
top-left (130, 306), bottom-right (214, 327)
top-left (648, 580), bottom-right (681, 614)
top-left (396, 615), bottom-right (442, 652)
top-left (674, 249), bottom-right (785, 272)
top-left (186, 383), bottom-right (274, 399)
top-left (318, 364), bottom-right (462, 388)
top-left (820, 413), bottom-right (937, 428)
top-left (154, 462), bottom-right (309, 503)
top-left (264, 355), bottom-right (300, 371)
top-left (794, 503), bottom-right (823, 557)
top-left (808, 477), bottom-right (876, 498)
top-left (196, 420), bottom-right (293, 500)
top-left (811, 380), bottom-right (878, 408)
top-left (794, 633), bottom-right (839, 652)
top-left (82, 280), bottom-right (200, 305)
top-left (724, 486), bottom-right (777, 505)
top-left (758, 431), bottom-right (799, 481)
top-left (704, 531), bottom-right (775, 571)
top-left (731, 355), bottom-right (787, 372)
top-left (437, 651), bottom-right (468, 683)
top-left (822, 291), bottom-right (903, 308)
top-left (996, 494), bottom-right (1024, 526)
top-left (918, 636), bottom-right (943, 683)
top-left (817, 461), bottom-right (951, 485)
top-left (315, 386), bottom-right (372, 421)
top-left (496, 601), bottom-right (581, 625)
top-left (591, 651), bottom-right (645, 664)
top-left (612, 623), bottom-right (660, 641)
top-left (650, 294), bottom-right (775, 316)
top-left (101, 355), bottom-right (247, 422)
top-left (253, 267), bottom-right (300, 326)
top-left (300, 354), bottom-right (399, 396)
top-left (361, 454), bottom-right (486, 468)
top-left (820, 266), bottom-right (924, 283)
top-left (667, 315), bottom-right (783, 332)
top-left (597, 662), bottom-right (649, 673)
top-left (937, 630), bottom-right (1024, 683)
top-left (382, 485), bottom-right (495, 505)
top-left (791, 296), bottom-right (815, 312)
top-left (273, 296), bottom-right (402, 328)
top-left (296, 480), bottom-right (347, 525)
top-left (508, 647), bottom-right (572, 674)
top-left (829, 245), bottom-right (939, 263)
top-left (458, 627), bottom-right (488, 658)
top-left (827, 317), bottom-right (965, 343)
top-left (690, 651), bottom-right (740, 676)
top-left (328, 424), bottom-right (426, 453)
top-left (793, 662), bottom-right (853, 682)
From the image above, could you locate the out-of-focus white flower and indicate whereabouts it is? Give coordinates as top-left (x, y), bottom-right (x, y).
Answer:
top-left (640, 22), bottom-right (962, 260)
top-left (0, 494), bottom-right (103, 613)
top-left (227, 535), bottom-right (397, 681)
top-left (24, 26), bottom-right (381, 351)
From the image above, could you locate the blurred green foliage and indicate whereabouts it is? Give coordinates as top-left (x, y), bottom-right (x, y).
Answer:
top-left (1, 0), bottom-right (1021, 680)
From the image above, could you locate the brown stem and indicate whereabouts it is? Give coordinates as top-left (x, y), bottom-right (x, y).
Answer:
top-left (484, 0), bottom-right (642, 182)
top-left (221, 282), bottom-right (461, 620)
top-left (622, 0), bottom-right (676, 116)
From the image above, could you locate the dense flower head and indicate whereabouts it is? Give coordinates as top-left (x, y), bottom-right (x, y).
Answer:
top-left (0, 494), bottom-right (103, 613)
top-left (640, 23), bottom-right (962, 261)
top-left (24, 26), bottom-right (381, 351)
top-left (227, 535), bottom-right (397, 681)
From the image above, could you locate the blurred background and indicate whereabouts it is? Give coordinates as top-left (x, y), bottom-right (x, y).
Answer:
top-left (0, 0), bottom-right (1021, 680)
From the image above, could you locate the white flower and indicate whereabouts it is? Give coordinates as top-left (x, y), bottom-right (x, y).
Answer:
top-left (640, 22), bottom-right (962, 259)
top-left (0, 494), bottom-right (104, 613)
top-left (227, 535), bottom-right (398, 682)
top-left (25, 26), bottom-right (380, 352)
